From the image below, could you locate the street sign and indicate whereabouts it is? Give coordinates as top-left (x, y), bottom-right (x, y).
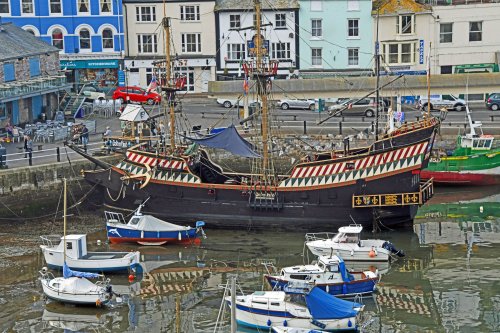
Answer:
top-left (118, 70), bottom-right (125, 87)
top-left (419, 40), bottom-right (424, 65)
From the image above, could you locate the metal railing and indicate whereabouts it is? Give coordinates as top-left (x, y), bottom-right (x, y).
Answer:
top-left (0, 76), bottom-right (68, 100)
top-left (304, 232), bottom-right (336, 242)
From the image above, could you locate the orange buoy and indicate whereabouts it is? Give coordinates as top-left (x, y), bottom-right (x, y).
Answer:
top-left (128, 274), bottom-right (135, 282)
top-left (369, 248), bottom-right (376, 258)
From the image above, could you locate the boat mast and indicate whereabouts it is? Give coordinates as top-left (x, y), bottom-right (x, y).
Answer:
top-left (162, 16), bottom-right (176, 151)
top-left (375, 10), bottom-right (380, 140)
top-left (426, 42), bottom-right (432, 118)
top-left (63, 178), bottom-right (67, 261)
top-left (254, 0), bottom-right (270, 177)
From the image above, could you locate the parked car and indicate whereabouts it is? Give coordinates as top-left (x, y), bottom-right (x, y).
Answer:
top-left (486, 93), bottom-right (500, 111)
top-left (216, 98), bottom-right (261, 108)
top-left (277, 98), bottom-right (315, 110)
top-left (328, 97), bottom-right (387, 117)
top-left (417, 94), bottom-right (466, 112)
top-left (81, 85), bottom-right (106, 100)
top-left (112, 86), bottom-right (161, 105)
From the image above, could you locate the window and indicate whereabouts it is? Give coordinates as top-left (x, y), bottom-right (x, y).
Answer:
top-left (3, 63), bottom-right (15, 82)
top-left (79, 29), bottom-right (91, 50)
top-left (469, 21), bottom-right (482, 42)
top-left (272, 42), bottom-right (290, 59)
top-left (66, 242), bottom-right (72, 250)
top-left (311, 48), bottom-right (322, 66)
top-left (397, 15), bottom-right (414, 34)
top-left (348, 19), bottom-right (359, 37)
top-left (21, 0), bottom-right (33, 14)
top-left (440, 23), bottom-right (452, 43)
top-left (384, 42), bottom-right (416, 64)
top-left (30, 57), bottom-right (40, 77)
top-left (227, 44), bottom-right (245, 60)
top-left (180, 5), bottom-right (200, 21)
top-left (100, 0), bottom-right (111, 13)
top-left (78, 0), bottom-right (89, 13)
top-left (50, 0), bottom-right (61, 13)
top-left (173, 67), bottom-right (194, 91)
top-left (181, 33), bottom-right (201, 53)
top-left (275, 13), bottom-right (286, 28)
top-left (348, 48), bottom-right (358, 66)
top-left (136, 6), bottom-right (156, 22)
top-left (311, 19), bottom-right (322, 38)
top-left (229, 14), bottom-right (240, 29)
top-left (0, 0), bottom-right (8, 13)
top-left (137, 34), bottom-right (157, 53)
top-left (52, 29), bottom-right (64, 50)
top-left (102, 28), bottom-right (114, 49)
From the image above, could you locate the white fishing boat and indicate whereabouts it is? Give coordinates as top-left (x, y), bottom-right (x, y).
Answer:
top-left (39, 179), bottom-right (114, 306)
top-left (305, 224), bottom-right (405, 262)
top-left (40, 234), bottom-right (140, 273)
top-left (265, 255), bottom-right (379, 297)
top-left (273, 327), bottom-right (327, 333)
top-left (225, 287), bottom-right (362, 331)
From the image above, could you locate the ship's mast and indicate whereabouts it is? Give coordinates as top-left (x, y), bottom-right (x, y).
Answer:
top-left (426, 42), bottom-right (432, 118)
top-left (253, 0), bottom-right (270, 177)
top-left (162, 16), bottom-right (176, 151)
top-left (375, 10), bottom-right (380, 140)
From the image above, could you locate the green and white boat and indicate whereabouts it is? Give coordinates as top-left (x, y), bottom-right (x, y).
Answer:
top-left (421, 105), bottom-right (499, 185)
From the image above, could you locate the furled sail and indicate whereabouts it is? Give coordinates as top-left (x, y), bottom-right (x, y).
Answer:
top-left (185, 125), bottom-right (261, 158)
top-left (63, 262), bottom-right (102, 279)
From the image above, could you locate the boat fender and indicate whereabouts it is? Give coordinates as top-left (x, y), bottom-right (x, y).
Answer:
top-left (350, 250), bottom-right (354, 256)
top-left (178, 232), bottom-right (182, 241)
top-left (128, 274), bottom-right (135, 282)
top-left (267, 319), bottom-right (272, 327)
top-left (141, 231), bottom-right (144, 239)
top-left (283, 320), bottom-right (288, 327)
top-left (96, 299), bottom-right (102, 307)
top-left (326, 285), bottom-right (329, 293)
top-left (369, 247), bottom-right (376, 258)
top-left (348, 319), bottom-right (352, 327)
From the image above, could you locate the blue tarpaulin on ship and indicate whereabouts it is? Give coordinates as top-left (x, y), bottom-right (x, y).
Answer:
top-left (184, 125), bottom-right (260, 158)
top-left (63, 262), bottom-right (102, 279)
top-left (305, 287), bottom-right (361, 319)
top-left (338, 257), bottom-right (354, 282)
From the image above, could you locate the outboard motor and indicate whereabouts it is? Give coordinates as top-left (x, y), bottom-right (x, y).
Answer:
top-left (382, 241), bottom-right (405, 257)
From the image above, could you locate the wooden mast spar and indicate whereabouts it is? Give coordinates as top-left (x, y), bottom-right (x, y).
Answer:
top-left (162, 16), bottom-right (176, 152)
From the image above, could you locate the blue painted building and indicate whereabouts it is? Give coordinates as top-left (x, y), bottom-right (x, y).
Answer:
top-left (2, 0), bottom-right (124, 87)
top-left (298, 0), bottom-right (373, 77)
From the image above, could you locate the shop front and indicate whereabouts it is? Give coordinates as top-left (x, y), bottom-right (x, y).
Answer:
top-left (60, 59), bottom-right (121, 91)
top-left (454, 63), bottom-right (499, 74)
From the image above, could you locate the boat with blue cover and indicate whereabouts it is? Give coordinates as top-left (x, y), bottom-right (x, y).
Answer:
top-left (265, 255), bottom-right (379, 297)
top-left (225, 287), bottom-right (362, 331)
top-left (105, 202), bottom-right (205, 246)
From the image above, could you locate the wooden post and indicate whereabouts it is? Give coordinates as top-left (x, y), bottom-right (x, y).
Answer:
top-left (230, 276), bottom-right (236, 333)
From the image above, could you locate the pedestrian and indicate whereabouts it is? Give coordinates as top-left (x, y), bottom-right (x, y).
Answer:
top-left (81, 124), bottom-right (89, 146)
top-left (23, 135), bottom-right (29, 158)
top-left (5, 122), bottom-right (13, 140)
top-left (103, 126), bottom-right (112, 138)
top-left (26, 135), bottom-right (33, 159)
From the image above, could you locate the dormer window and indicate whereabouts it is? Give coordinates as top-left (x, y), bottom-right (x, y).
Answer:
top-left (397, 15), bottom-right (414, 35)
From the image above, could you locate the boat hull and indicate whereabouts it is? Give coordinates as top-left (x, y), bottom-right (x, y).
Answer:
top-left (229, 301), bottom-right (357, 331)
top-left (106, 225), bottom-right (200, 245)
top-left (306, 245), bottom-right (390, 262)
top-left (41, 278), bottom-right (109, 306)
top-left (266, 276), bottom-right (377, 297)
top-left (421, 168), bottom-right (500, 186)
top-left (40, 246), bottom-right (140, 273)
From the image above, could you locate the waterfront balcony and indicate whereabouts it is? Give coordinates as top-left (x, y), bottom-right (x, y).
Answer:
top-left (0, 75), bottom-right (72, 103)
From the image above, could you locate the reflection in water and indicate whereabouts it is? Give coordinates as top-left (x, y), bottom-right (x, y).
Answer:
top-left (0, 190), bottom-right (499, 332)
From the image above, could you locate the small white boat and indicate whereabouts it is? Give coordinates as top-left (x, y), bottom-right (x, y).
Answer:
top-left (273, 327), bottom-right (327, 333)
top-left (225, 287), bottom-right (362, 331)
top-left (265, 255), bottom-right (379, 297)
top-left (42, 307), bottom-right (108, 331)
top-left (40, 234), bottom-right (141, 273)
top-left (39, 265), bottom-right (113, 306)
top-left (305, 224), bottom-right (405, 262)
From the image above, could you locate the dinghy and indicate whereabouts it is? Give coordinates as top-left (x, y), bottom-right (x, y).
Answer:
top-left (305, 224), bottom-right (404, 262)
top-left (40, 234), bottom-right (140, 273)
top-left (225, 287), bottom-right (362, 331)
top-left (105, 202), bottom-right (205, 246)
top-left (265, 255), bottom-right (379, 297)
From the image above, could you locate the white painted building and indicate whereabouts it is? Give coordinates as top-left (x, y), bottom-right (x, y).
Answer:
top-left (214, 0), bottom-right (300, 80)
top-left (122, 0), bottom-right (216, 93)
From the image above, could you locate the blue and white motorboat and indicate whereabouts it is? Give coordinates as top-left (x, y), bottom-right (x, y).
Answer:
top-left (265, 255), bottom-right (379, 297)
top-left (40, 234), bottom-right (140, 273)
top-left (105, 204), bottom-right (205, 246)
top-left (225, 287), bottom-right (362, 331)
top-left (39, 263), bottom-right (114, 306)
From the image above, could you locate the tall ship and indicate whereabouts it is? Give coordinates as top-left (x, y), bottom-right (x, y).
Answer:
top-left (69, 0), bottom-right (440, 229)
top-left (421, 105), bottom-right (499, 186)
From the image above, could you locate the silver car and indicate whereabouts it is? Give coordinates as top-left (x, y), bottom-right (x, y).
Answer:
top-left (328, 98), bottom-right (385, 117)
top-left (278, 99), bottom-right (315, 110)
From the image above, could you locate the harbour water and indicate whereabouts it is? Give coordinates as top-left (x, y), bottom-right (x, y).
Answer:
top-left (0, 187), bottom-right (498, 332)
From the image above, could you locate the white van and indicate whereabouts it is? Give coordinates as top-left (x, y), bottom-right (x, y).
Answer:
top-left (417, 94), bottom-right (466, 111)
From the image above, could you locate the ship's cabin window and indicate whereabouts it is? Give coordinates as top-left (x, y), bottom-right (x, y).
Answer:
top-left (270, 302), bottom-right (280, 306)
top-left (327, 265), bottom-right (339, 272)
top-left (130, 217), bottom-right (140, 225)
top-left (252, 300), bottom-right (268, 305)
top-left (290, 274), bottom-right (309, 280)
top-left (66, 242), bottom-right (73, 249)
top-left (340, 233), bottom-right (359, 243)
top-left (472, 138), bottom-right (492, 149)
top-left (52, 282), bottom-right (60, 289)
top-left (318, 262), bottom-right (325, 270)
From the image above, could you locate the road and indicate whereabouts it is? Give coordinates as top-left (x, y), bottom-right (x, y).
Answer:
top-left (1, 97), bottom-right (499, 170)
